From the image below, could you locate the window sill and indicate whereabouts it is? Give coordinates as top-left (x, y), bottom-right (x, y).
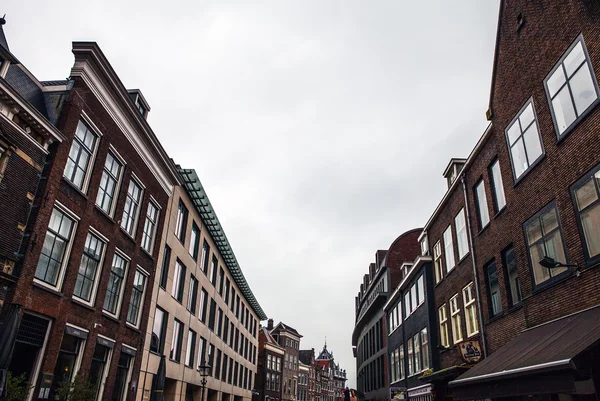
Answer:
top-left (477, 222), bottom-right (490, 236)
top-left (125, 322), bottom-right (142, 333)
top-left (102, 310), bottom-right (121, 323)
top-left (62, 177), bottom-right (89, 199)
top-left (72, 297), bottom-right (96, 311)
top-left (512, 153), bottom-right (546, 188)
top-left (94, 205), bottom-right (116, 224)
top-left (467, 331), bottom-right (480, 338)
top-left (493, 205), bottom-right (507, 220)
top-left (32, 280), bottom-right (62, 297)
top-left (457, 253), bottom-right (470, 264)
top-left (119, 227), bottom-right (137, 244)
top-left (140, 247), bottom-right (154, 260)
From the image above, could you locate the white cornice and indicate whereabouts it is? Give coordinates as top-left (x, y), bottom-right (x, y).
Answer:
top-left (70, 60), bottom-right (175, 196)
top-left (265, 343), bottom-right (285, 355)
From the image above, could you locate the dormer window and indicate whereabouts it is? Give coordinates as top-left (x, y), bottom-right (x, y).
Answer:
top-left (420, 235), bottom-right (429, 256)
top-left (127, 89), bottom-right (150, 120)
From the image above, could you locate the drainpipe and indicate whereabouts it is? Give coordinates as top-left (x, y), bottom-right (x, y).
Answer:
top-left (460, 174), bottom-right (488, 358)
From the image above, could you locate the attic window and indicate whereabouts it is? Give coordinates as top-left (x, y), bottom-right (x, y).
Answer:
top-left (517, 13), bottom-right (525, 32)
top-left (134, 96), bottom-right (146, 116)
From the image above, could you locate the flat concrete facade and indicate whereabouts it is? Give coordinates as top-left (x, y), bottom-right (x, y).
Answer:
top-left (137, 184), bottom-right (261, 401)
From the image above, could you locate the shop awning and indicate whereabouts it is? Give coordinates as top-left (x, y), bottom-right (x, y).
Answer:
top-left (449, 305), bottom-right (600, 400)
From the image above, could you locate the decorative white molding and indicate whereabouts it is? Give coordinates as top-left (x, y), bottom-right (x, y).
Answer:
top-left (70, 60), bottom-right (174, 196)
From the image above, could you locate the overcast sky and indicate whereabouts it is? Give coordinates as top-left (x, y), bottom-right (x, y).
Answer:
top-left (5, 0), bottom-right (500, 388)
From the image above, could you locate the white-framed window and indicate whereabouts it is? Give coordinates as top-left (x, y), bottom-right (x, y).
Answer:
top-left (474, 180), bottom-right (490, 229)
top-left (407, 337), bottom-right (414, 376)
top-left (121, 176), bottom-right (144, 236)
top-left (433, 241), bottom-right (443, 283)
top-left (505, 100), bottom-right (544, 180)
top-left (210, 256), bottom-right (217, 285)
top-left (95, 150), bottom-right (123, 215)
top-left (63, 120), bottom-right (99, 192)
top-left (455, 208), bottom-right (469, 259)
top-left (463, 282), bottom-right (479, 337)
top-left (113, 347), bottom-right (135, 401)
top-left (420, 235), bottom-right (429, 256)
top-left (443, 226), bottom-right (455, 272)
top-left (54, 325), bottom-right (87, 389)
top-left (103, 250), bottom-right (130, 317)
top-left (126, 267), bottom-right (148, 327)
top-left (413, 332), bottom-right (421, 373)
top-left (90, 337), bottom-right (114, 401)
top-left (34, 204), bottom-right (79, 291)
top-left (421, 327), bottom-right (429, 370)
top-left (416, 275), bottom-right (424, 306)
top-left (449, 294), bottom-right (463, 344)
top-left (489, 159), bottom-right (506, 212)
top-left (141, 200), bottom-right (160, 254)
top-left (73, 229), bottom-right (107, 305)
top-left (545, 35), bottom-right (599, 138)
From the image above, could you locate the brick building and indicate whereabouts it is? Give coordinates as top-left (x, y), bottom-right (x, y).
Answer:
top-left (257, 321), bottom-right (284, 401)
top-left (447, 1), bottom-right (600, 399)
top-left (270, 322), bottom-right (302, 401)
top-left (0, 19), bottom-right (65, 315)
top-left (136, 168), bottom-right (266, 401)
top-left (413, 158), bottom-right (486, 401)
top-left (352, 229), bottom-right (421, 401)
top-left (3, 37), bottom-right (181, 401)
top-left (299, 349), bottom-right (316, 401)
top-left (314, 343), bottom-right (347, 401)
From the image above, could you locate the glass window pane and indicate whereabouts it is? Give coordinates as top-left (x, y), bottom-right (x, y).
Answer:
top-left (547, 67), bottom-right (567, 98)
top-left (544, 230), bottom-right (567, 266)
top-left (506, 121), bottom-right (521, 145)
top-left (491, 161), bottom-right (506, 210)
top-left (511, 139), bottom-right (528, 178)
top-left (564, 42), bottom-right (585, 77)
top-left (581, 204), bottom-right (600, 257)
top-left (575, 178), bottom-right (598, 211)
top-left (519, 103), bottom-right (535, 130)
top-left (552, 86), bottom-right (577, 134)
top-left (523, 124), bottom-right (543, 164)
top-left (526, 217), bottom-right (543, 245)
top-left (531, 243), bottom-right (551, 285)
top-left (570, 64), bottom-right (597, 116)
top-left (541, 208), bottom-right (559, 234)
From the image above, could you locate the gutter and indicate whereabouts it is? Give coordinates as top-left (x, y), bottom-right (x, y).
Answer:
top-left (460, 173), bottom-right (487, 358)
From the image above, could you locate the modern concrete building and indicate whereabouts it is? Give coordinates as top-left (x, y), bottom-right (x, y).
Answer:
top-left (136, 168), bottom-right (267, 401)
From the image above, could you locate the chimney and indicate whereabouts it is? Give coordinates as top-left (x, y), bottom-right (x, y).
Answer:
top-left (267, 318), bottom-right (274, 330)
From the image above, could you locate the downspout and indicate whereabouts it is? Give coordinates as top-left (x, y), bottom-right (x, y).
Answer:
top-left (460, 174), bottom-right (487, 358)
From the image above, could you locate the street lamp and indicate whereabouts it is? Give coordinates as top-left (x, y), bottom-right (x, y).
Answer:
top-left (539, 256), bottom-right (579, 274)
top-left (199, 360), bottom-right (211, 401)
top-left (251, 388), bottom-right (260, 401)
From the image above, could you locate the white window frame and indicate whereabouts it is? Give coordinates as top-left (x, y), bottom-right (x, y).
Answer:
top-left (463, 282), bottom-right (479, 337)
top-left (421, 327), bottom-right (429, 370)
top-left (63, 323), bottom-right (88, 382)
top-left (438, 304), bottom-right (449, 347)
top-left (544, 34), bottom-right (600, 139)
top-left (94, 334), bottom-right (115, 401)
top-left (141, 197), bottom-right (160, 254)
top-left (175, 199), bottom-right (188, 243)
top-left (433, 241), bottom-right (443, 284)
top-left (443, 226), bottom-right (456, 272)
top-left (120, 174), bottom-right (145, 237)
top-left (116, 345), bottom-right (136, 401)
top-left (450, 294), bottom-right (463, 344)
top-left (455, 208), bottom-right (469, 259)
top-left (102, 248), bottom-right (131, 319)
top-left (185, 329), bottom-right (197, 368)
top-left (63, 118), bottom-right (101, 193)
top-left (126, 266), bottom-right (149, 329)
top-left (72, 227), bottom-right (109, 307)
top-left (95, 145), bottom-right (125, 217)
top-left (33, 201), bottom-right (80, 292)
top-left (420, 234), bottom-right (429, 256)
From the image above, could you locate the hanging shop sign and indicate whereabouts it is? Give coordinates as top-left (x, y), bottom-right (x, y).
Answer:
top-left (458, 339), bottom-right (483, 363)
